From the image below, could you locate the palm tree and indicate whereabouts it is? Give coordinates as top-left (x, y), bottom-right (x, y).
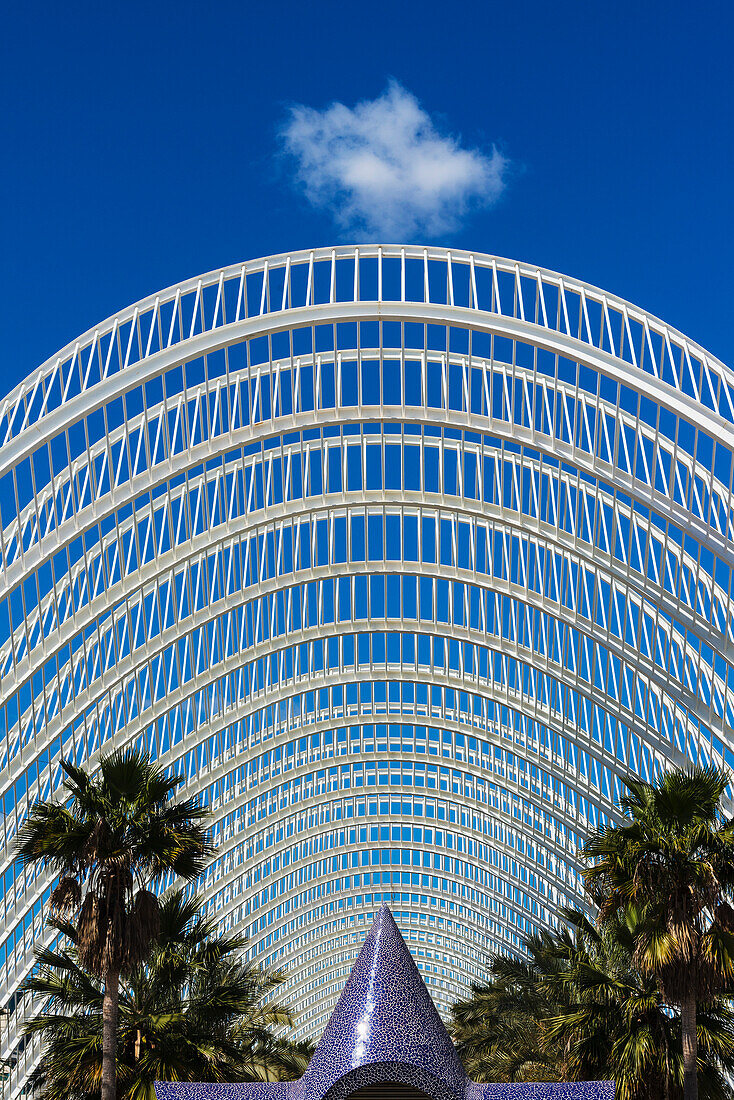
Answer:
top-left (23, 890), bottom-right (313, 1100)
top-left (17, 749), bottom-right (210, 1100)
top-left (451, 906), bottom-right (734, 1098)
top-left (542, 908), bottom-right (734, 1100)
top-left (584, 764), bottom-right (734, 1100)
top-left (451, 929), bottom-right (569, 1082)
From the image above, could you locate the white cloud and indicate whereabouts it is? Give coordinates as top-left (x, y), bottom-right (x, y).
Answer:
top-left (280, 82), bottom-right (508, 240)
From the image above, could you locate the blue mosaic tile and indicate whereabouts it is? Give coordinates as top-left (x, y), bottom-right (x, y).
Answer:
top-left (298, 906), bottom-right (467, 1100)
top-left (470, 1085), bottom-right (613, 1100)
top-left (154, 906), bottom-right (613, 1100)
top-left (156, 1086), bottom-right (293, 1100)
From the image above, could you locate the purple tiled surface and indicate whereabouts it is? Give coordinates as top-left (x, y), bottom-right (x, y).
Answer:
top-left (154, 907), bottom-right (613, 1100)
top-left (472, 1086), bottom-right (613, 1099)
top-left (298, 905), bottom-right (466, 1100)
top-left (156, 1088), bottom-right (294, 1100)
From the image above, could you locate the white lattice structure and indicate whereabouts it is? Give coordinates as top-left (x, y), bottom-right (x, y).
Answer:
top-left (1, 245), bottom-right (732, 1092)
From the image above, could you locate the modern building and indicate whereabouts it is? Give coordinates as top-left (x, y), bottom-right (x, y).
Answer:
top-left (0, 245), bottom-right (730, 1092)
top-left (154, 905), bottom-right (613, 1100)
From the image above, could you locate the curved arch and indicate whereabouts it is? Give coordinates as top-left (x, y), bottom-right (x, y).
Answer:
top-left (0, 245), bottom-right (730, 1099)
top-left (320, 1064), bottom-right (459, 1100)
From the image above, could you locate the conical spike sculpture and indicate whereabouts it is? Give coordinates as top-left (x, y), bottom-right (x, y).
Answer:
top-left (155, 906), bottom-right (613, 1100)
top-left (298, 905), bottom-right (466, 1100)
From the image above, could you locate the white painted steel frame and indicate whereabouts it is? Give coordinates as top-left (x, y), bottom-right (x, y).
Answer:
top-left (0, 245), bottom-right (732, 1091)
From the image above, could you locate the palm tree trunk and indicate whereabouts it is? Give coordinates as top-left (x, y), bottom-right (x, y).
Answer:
top-left (102, 967), bottom-right (120, 1100)
top-left (664, 1048), bottom-right (670, 1100)
top-left (681, 992), bottom-right (698, 1100)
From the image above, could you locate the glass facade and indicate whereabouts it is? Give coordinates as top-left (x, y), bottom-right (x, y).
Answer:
top-left (0, 245), bottom-right (730, 1088)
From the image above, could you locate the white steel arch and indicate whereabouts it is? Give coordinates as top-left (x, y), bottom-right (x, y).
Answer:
top-left (1, 245), bottom-right (732, 1090)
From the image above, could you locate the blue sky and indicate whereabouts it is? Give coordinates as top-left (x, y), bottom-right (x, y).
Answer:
top-left (1, 0), bottom-right (733, 389)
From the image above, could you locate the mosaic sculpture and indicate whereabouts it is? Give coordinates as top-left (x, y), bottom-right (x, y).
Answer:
top-left (154, 906), bottom-right (613, 1100)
